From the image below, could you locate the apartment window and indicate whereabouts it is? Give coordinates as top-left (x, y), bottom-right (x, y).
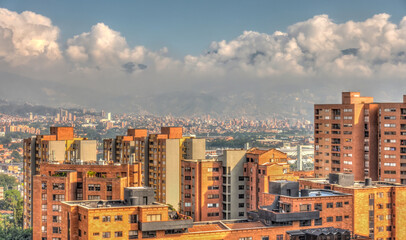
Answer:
top-left (315, 218), bottom-right (322, 226)
top-left (326, 203), bottom-right (333, 208)
top-left (129, 214), bottom-right (138, 223)
top-left (41, 226), bottom-right (46, 233)
top-left (93, 233), bottom-right (100, 236)
top-left (208, 194), bottom-right (219, 199)
top-left (87, 195), bottom-right (100, 200)
top-left (238, 176), bottom-right (245, 181)
top-left (263, 237), bottom-right (270, 240)
top-left (377, 227), bottom-right (384, 232)
top-left (384, 139), bottom-right (397, 143)
top-left (93, 216), bottom-right (100, 220)
top-left (42, 204), bottom-right (47, 211)
top-left (300, 204), bottom-right (311, 212)
top-left (300, 220), bottom-right (311, 226)
top-left (207, 176), bottom-right (219, 181)
top-left (185, 185), bottom-right (191, 189)
top-left (184, 193), bottom-right (191, 198)
top-left (95, 184), bottom-right (101, 191)
top-left (42, 193), bottom-right (47, 200)
top-left (107, 184), bottom-right (112, 192)
top-left (384, 131), bottom-right (396, 135)
top-left (185, 176), bottom-right (191, 180)
top-left (129, 230), bottom-right (138, 239)
top-left (239, 212), bottom-right (245, 216)
top-left (52, 194), bottom-right (65, 202)
top-left (52, 183), bottom-right (64, 190)
top-left (142, 231), bottom-right (157, 238)
top-left (114, 232), bottom-right (123, 237)
top-left (52, 227), bottom-right (61, 234)
top-left (384, 162), bottom-right (396, 166)
top-left (384, 108), bottom-right (396, 112)
top-left (238, 194), bottom-right (244, 199)
top-left (239, 203), bottom-right (245, 208)
top-left (78, 229), bottom-right (81, 237)
top-left (52, 205), bottom-right (61, 212)
top-left (239, 238), bottom-right (252, 240)
top-left (314, 203), bottom-right (322, 211)
top-left (53, 216), bottom-right (61, 223)
top-left (185, 202), bottom-right (191, 207)
top-left (42, 216), bottom-right (47, 222)
top-left (343, 109), bottom-right (353, 112)
top-left (207, 203), bottom-right (219, 208)
top-left (239, 185), bottom-right (245, 190)
top-left (336, 216), bottom-right (343, 221)
top-left (208, 168), bottom-right (219, 172)
top-left (102, 216), bottom-right (111, 222)
top-left (147, 214), bottom-right (161, 222)
top-left (114, 215), bottom-right (123, 221)
top-left (336, 202), bottom-right (343, 208)
top-left (102, 232), bottom-right (111, 238)
top-left (276, 236), bottom-right (283, 240)
top-left (384, 124), bottom-right (396, 128)
top-left (184, 167), bottom-right (191, 172)
top-left (88, 184), bottom-right (95, 191)
top-left (207, 212), bottom-right (220, 217)
top-left (326, 217), bottom-right (333, 222)
top-left (208, 185), bottom-right (219, 190)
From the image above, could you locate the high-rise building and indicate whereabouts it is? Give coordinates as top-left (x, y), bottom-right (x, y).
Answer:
top-left (23, 127), bottom-right (142, 240)
top-left (244, 148), bottom-right (297, 211)
top-left (181, 158), bottom-right (223, 221)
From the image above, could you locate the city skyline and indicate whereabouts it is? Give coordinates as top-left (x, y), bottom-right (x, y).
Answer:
top-left (1, 2), bottom-right (406, 117)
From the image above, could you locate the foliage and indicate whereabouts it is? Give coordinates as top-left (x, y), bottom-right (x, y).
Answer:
top-left (0, 190), bottom-right (24, 229)
top-left (0, 225), bottom-right (31, 240)
top-left (0, 174), bottom-right (17, 190)
top-left (11, 151), bottom-right (22, 162)
top-left (8, 143), bottom-right (21, 150)
top-left (87, 170), bottom-right (96, 177)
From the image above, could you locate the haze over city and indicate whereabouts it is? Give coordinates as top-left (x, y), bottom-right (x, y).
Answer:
top-left (1, 1), bottom-right (406, 118)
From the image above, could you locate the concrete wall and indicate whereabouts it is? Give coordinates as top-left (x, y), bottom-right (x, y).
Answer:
top-left (48, 140), bottom-right (66, 162)
top-left (165, 139), bottom-right (181, 208)
top-left (184, 138), bottom-right (206, 160)
top-left (77, 140), bottom-right (97, 162)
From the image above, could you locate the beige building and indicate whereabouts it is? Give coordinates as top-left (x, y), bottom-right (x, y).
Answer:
top-left (220, 149), bottom-right (247, 219)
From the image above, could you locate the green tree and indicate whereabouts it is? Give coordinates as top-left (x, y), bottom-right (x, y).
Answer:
top-left (0, 174), bottom-right (17, 190)
top-left (10, 151), bottom-right (22, 162)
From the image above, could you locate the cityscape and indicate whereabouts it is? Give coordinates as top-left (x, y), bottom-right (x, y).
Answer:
top-left (1, 1), bottom-right (406, 240)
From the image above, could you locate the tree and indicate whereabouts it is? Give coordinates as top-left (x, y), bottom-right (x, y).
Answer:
top-left (0, 174), bottom-right (17, 190)
top-left (10, 151), bottom-right (22, 162)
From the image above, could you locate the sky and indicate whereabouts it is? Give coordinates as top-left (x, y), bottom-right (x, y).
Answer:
top-left (1, 1), bottom-right (406, 117)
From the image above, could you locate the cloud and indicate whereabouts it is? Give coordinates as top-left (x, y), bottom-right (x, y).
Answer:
top-left (1, 8), bottom-right (406, 117)
top-left (0, 8), bottom-right (61, 65)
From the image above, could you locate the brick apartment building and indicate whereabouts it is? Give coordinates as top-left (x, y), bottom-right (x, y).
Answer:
top-left (299, 173), bottom-right (406, 240)
top-left (315, 92), bottom-right (406, 183)
top-left (23, 127), bottom-right (143, 240)
top-left (104, 127), bottom-right (206, 209)
top-left (60, 183), bottom-right (369, 240)
top-left (244, 148), bottom-right (297, 211)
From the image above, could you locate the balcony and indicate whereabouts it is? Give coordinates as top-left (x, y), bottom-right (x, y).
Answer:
top-left (258, 208), bottom-right (319, 223)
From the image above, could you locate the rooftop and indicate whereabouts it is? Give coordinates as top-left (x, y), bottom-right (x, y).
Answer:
top-left (62, 199), bottom-right (165, 209)
top-left (300, 178), bottom-right (405, 189)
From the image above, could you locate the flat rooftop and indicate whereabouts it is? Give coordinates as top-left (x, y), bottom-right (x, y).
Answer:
top-left (62, 200), bottom-right (165, 209)
top-left (300, 178), bottom-right (405, 189)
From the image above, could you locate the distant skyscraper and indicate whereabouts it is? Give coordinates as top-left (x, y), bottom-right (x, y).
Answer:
top-left (107, 112), bottom-right (111, 120)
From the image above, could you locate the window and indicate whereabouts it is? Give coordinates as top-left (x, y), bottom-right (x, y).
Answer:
top-left (263, 237), bottom-right (270, 240)
top-left (207, 212), bottom-right (219, 217)
top-left (114, 215), bottom-right (123, 221)
top-left (129, 214), bottom-right (138, 223)
top-left (88, 184), bottom-right (95, 191)
top-left (102, 232), bottom-right (111, 238)
top-left (52, 227), bottom-right (61, 234)
top-left (41, 226), bottom-right (46, 233)
top-left (185, 185), bottom-right (191, 189)
top-left (42, 193), bottom-right (47, 200)
top-left (238, 194), bottom-right (244, 199)
top-left (276, 236), bottom-right (283, 240)
top-left (184, 167), bottom-right (191, 172)
top-left (102, 216), bottom-right (111, 222)
top-left (107, 184), bottom-right (112, 192)
top-left (315, 218), bottom-right (322, 225)
top-left (52, 205), bottom-right (61, 212)
top-left (207, 176), bottom-right (219, 181)
top-left (208, 194), bottom-right (219, 199)
top-left (300, 204), bottom-right (311, 212)
top-left (326, 202), bottom-right (333, 208)
top-left (239, 203), bottom-right (245, 208)
top-left (336, 216), bottom-right (343, 221)
top-left (300, 220), bottom-right (311, 226)
top-left (147, 214), bottom-right (161, 222)
top-left (336, 202), bottom-right (343, 208)
top-left (129, 230), bottom-right (138, 239)
top-left (326, 217), bottom-right (333, 222)
top-left (314, 203), bottom-right (322, 211)
top-left (184, 176), bottom-right (191, 180)
top-left (88, 195), bottom-right (100, 200)
top-left (239, 237), bottom-right (252, 240)
top-left (239, 185), bottom-right (245, 190)
top-left (42, 204), bottom-right (47, 211)
top-left (208, 168), bottom-right (219, 172)
top-left (52, 183), bottom-right (64, 190)
top-left (42, 216), bottom-right (47, 222)
top-left (114, 232), bottom-right (123, 237)
top-left (238, 176), bottom-right (245, 181)
top-left (52, 194), bottom-right (65, 202)
top-left (384, 124), bottom-right (396, 128)
top-left (184, 193), bottom-right (191, 198)
top-left (185, 202), bottom-right (191, 207)
top-left (207, 203), bottom-right (219, 208)
top-left (93, 232), bottom-right (100, 236)
top-left (208, 185), bottom-right (219, 190)
top-left (95, 184), bottom-right (101, 191)
top-left (53, 216), bottom-right (61, 223)
top-left (93, 216), bottom-right (100, 220)
top-left (239, 212), bottom-right (245, 216)
top-left (142, 231), bottom-right (156, 238)
top-left (384, 108), bottom-right (396, 112)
